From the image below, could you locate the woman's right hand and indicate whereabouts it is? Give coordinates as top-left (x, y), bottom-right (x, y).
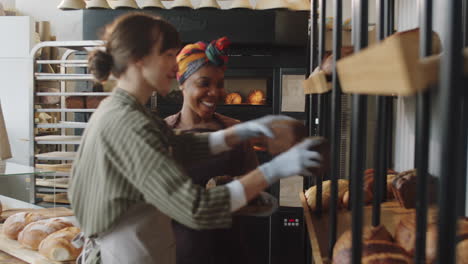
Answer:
top-left (259, 138), bottom-right (322, 184)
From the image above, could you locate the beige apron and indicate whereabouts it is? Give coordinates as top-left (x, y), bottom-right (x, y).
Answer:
top-left (79, 203), bottom-right (176, 264)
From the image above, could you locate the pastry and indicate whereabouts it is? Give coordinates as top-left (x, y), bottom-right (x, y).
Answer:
top-left (266, 119), bottom-right (308, 155)
top-left (247, 90), bottom-right (265, 105)
top-left (305, 179), bottom-right (349, 212)
top-left (394, 216), bottom-right (468, 263)
top-left (18, 218), bottom-right (74, 250)
top-left (391, 169), bottom-right (437, 209)
top-left (333, 225), bottom-right (405, 264)
top-left (224, 93), bottom-right (242, 104)
top-left (3, 212), bottom-right (46, 240)
top-left (38, 226), bottom-right (82, 261)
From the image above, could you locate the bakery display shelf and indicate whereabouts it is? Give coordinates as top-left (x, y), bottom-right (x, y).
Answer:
top-left (36, 92), bottom-right (111, 96)
top-left (35, 136), bottom-right (82, 145)
top-left (299, 191), bottom-right (429, 264)
top-left (36, 109), bottom-right (95, 113)
top-left (35, 164), bottom-right (72, 174)
top-left (35, 122), bottom-right (87, 129)
top-left (35, 152), bottom-right (76, 161)
top-left (35, 178), bottom-right (69, 189)
top-left (35, 73), bottom-right (94, 81)
top-left (36, 59), bottom-right (88, 66)
top-left (35, 202), bottom-right (71, 209)
top-left (36, 187), bottom-right (68, 193)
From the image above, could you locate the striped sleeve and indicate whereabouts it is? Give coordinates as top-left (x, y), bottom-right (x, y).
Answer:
top-left (110, 122), bottom-right (232, 230)
top-left (168, 131), bottom-right (214, 164)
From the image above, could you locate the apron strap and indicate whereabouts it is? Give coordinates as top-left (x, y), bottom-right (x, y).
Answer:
top-left (75, 233), bottom-right (101, 264)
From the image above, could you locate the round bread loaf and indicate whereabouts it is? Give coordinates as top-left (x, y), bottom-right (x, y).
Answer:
top-left (225, 93), bottom-right (242, 104)
top-left (18, 218), bottom-right (74, 250)
top-left (38, 226), bottom-right (82, 261)
top-left (3, 212), bottom-right (46, 240)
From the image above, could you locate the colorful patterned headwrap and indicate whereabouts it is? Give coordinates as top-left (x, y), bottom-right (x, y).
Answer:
top-left (176, 36), bottom-right (231, 84)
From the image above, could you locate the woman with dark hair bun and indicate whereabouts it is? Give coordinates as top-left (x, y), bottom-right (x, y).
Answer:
top-left (69, 13), bottom-right (323, 264)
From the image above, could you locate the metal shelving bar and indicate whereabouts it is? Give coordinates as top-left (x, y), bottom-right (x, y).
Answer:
top-left (36, 109), bottom-right (96, 113)
top-left (36, 59), bottom-right (88, 65)
top-left (35, 135), bottom-right (82, 145)
top-left (35, 73), bottom-right (94, 81)
top-left (36, 92), bottom-right (111, 96)
top-left (35, 151), bottom-right (77, 161)
top-left (315, 0), bottom-right (328, 217)
top-left (328, 0), bottom-right (343, 259)
top-left (350, 0), bottom-right (369, 263)
top-left (35, 122), bottom-right (87, 129)
top-left (414, 0), bottom-right (433, 263)
top-left (436, 0), bottom-right (463, 263)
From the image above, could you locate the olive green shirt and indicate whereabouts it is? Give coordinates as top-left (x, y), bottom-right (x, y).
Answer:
top-left (69, 88), bottom-right (232, 237)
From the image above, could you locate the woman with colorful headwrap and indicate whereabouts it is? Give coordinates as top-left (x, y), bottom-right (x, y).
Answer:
top-left (165, 37), bottom-right (257, 264)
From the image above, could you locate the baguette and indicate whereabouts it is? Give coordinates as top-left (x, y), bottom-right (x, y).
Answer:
top-left (38, 226), bottom-right (82, 261)
top-left (18, 218), bottom-right (73, 250)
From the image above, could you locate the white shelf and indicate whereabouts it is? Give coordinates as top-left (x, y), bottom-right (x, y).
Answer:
top-left (35, 151), bottom-right (77, 161)
top-left (36, 108), bottom-right (96, 113)
top-left (35, 73), bottom-right (94, 81)
top-left (35, 122), bottom-right (87, 129)
top-left (36, 92), bottom-right (111, 96)
top-left (35, 135), bottom-right (82, 144)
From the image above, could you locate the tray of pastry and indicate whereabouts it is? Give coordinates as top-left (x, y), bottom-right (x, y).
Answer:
top-left (0, 217), bottom-right (81, 264)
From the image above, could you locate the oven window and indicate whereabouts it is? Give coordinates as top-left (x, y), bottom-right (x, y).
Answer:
top-left (224, 78), bottom-right (268, 106)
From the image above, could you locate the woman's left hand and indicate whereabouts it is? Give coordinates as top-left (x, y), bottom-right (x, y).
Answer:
top-left (232, 115), bottom-right (294, 141)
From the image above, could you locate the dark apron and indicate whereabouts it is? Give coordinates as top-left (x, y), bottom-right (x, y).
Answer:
top-left (172, 128), bottom-right (246, 264)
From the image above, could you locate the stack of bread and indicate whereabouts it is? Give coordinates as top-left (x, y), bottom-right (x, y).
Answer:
top-left (333, 225), bottom-right (413, 264)
top-left (394, 216), bottom-right (468, 263)
top-left (2, 212), bottom-right (82, 262)
top-left (304, 168), bottom-right (398, 212)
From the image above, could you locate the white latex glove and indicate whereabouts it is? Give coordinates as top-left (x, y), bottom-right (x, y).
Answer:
top-left (232, 115), bottom-right (294, 141)
top-left (259, 138), bottom-right (322, 184)
top-left (209, 115), bottom-right (294, 154)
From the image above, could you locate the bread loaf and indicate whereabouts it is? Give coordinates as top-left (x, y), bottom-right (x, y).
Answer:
top-left (391, 169), bottom-right (437, 209)
top-left (3, 212), bottom-right (46, 240)
top-left (333, 225), bottom-right (407, 264)
top-left (225, 93), bottom-right (242, 104)
top-left (18, 218), bottom-right (73, 250)
top-left (86, 96), bottom-right (107, 109)
top-left (394, 216), bottom-right (468, 263)
top-left (38, 226), bottom-right (82, 261)
top-left (266, 120), bottom-right (308, 155)
top-left (305, 179), bottom-right (348, 212)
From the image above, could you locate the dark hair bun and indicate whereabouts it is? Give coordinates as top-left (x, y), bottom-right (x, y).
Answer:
top-left (88, 50), bottom-right (113, 82)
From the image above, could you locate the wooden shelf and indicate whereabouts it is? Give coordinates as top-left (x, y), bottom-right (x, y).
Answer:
top-left (299, 191), bottom-right (435, 264)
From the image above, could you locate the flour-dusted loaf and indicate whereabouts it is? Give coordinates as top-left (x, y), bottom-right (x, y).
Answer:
top-left (38, 226), bottom-right (82, 261)
top-left (3, 212), bottom-right (46, 240)
top-left (18, 218), bottom-right (74, 250)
